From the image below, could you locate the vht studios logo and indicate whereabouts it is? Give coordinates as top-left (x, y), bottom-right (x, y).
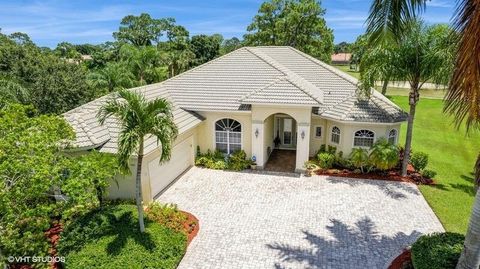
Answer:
top-left (7, 256), bottom-right (65, 263)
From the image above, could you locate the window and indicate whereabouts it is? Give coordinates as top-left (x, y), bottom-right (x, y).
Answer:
top-left (215, 118), bottom-right (241, 154)
top-left (283, 118), bottom-right (292, 144)
top-left (388, 129), bottom-right (397, 144)
top-left (353, 130), bottom-right (375, 147)
top-left (331, 126), bottom-right (340, 144)
top-left (314, 126), bottom-right (322, 138)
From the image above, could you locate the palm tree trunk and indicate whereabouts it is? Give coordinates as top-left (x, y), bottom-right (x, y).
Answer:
top-left (136, 138), bottom-right (145, 233)
top-left (381, 77), bottom-right (390, 95)
top-left (456, 189), bottom-right (480, 269)
top-left (401, 88), bottom-right (419, 176)
top-left (475, 153), bottom-right (480, 189)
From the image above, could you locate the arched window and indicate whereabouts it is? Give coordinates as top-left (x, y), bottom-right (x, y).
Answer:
top-left (353, 130), bottom-right (375, 147)
top-left (215, 118), bottom-right (242, 154)
top-left (331, 126), bottom-right (340, 144)
top-left (388, 129), bottom-right (397, 144)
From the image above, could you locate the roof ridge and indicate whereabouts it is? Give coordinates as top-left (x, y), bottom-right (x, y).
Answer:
top-left (239, 77), bottom-right (286, 102)
top-left (245, 47), bottom-right (323, 104)
top-left (286, 47), bottom-right (359, 87)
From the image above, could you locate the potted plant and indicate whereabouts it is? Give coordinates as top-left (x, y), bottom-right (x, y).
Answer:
top-left (274, 135), bottom-right (281, 148)
top-left (250, 156), bottom-right (257, 170)
top-left (303, 161), bottom-right (319, 177)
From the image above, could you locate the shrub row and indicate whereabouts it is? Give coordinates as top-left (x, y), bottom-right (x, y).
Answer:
top-left (195, 148), bottom-right (252, 171)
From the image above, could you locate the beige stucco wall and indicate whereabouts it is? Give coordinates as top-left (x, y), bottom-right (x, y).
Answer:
top-left (309, 117), bottom-right (328, 156)
top-left (196, 111), bottom-right (253, 157)
top-left (107, 127), bottom-right (199, 202)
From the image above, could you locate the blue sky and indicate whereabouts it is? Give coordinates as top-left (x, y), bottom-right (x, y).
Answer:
top-left (0, 0), bottom-right (455, 48)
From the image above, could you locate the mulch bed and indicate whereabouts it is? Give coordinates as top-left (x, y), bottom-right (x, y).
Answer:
top-left (180, 210), bottom-right (199, 245)
top-left (388, 249), bottom-right (413, 269)
top-left (314, 164), bottom-right (436, 185)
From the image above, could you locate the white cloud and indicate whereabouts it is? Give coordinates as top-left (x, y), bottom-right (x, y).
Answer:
top-left (426, 0), bottom-right (454, 8)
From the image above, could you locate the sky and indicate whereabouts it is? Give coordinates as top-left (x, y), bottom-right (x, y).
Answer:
top-left (0, 0), bottom-right (456, 48)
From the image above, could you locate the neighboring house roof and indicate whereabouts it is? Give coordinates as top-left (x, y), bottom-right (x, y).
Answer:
top-left (64, 46), bottom-right (407, 153)
top-left (331, 53), bottom-right (352, 62)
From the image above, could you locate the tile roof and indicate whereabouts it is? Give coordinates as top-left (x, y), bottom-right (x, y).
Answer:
top-left (64, 46), bottom-right (407, 153)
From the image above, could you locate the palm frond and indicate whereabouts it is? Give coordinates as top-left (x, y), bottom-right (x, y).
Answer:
top-left (444, 0), bottom-right (480, 131)
top-left (117, 127), bottom-right (141, 174)
top-left (152, 116), bottom-right (178, 163)
top-left (366, 0), bottom-right (426, 45)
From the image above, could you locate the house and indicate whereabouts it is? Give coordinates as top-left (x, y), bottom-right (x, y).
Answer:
top-left (64, 46), bottom-right (407, 202)
top-left (331, 53), bottom-right (352, 65)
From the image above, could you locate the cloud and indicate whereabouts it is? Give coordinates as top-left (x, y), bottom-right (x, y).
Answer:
top-left (426, 0), bottom-right (453, 8)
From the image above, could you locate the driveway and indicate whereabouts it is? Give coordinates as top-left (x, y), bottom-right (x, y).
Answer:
top-left (157, 167), bottom-right (444, 269)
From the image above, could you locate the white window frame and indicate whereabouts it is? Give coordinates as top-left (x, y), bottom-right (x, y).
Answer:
top-left (314, 125), bottom-right (323, 139)
top-left (331, 126), bottom-right (341, 144)
top-left (388, 129), bottom-right (398, 144)
top-left (353, 129), bottom-right (375, 148)
top-left (214, 118), bottom-right (242, 155)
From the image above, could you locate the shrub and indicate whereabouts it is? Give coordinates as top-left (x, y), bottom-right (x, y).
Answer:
top-left (421, 169), bottom-right (437, 179)
top-left (195, 149), bottom-right (227, 170)
top-left (369, 138), bottom-right (399, 171)
top-left (327, 145), bottom-right (337, 154)
top-left (146, 203), bottom-right (187, 233)
top-left (317, 152), bottom-right (335, 169)
top-left (411, 151), bottom-right (429, 171)
top-left (349, 148), bottom-right (369, 173)
top-left (228, 150), bottom-right (252, 171)
top-left (58, 204), bottom-right (186, 269)
top-left (411, 232), bottom-right (464, 269)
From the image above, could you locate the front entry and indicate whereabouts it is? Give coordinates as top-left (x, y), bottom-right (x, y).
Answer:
top-left (274, 115), bottom-right (297, 150)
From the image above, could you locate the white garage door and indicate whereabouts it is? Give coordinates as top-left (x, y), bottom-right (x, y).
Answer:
top-left (149, 136), bottom-right (193, 197)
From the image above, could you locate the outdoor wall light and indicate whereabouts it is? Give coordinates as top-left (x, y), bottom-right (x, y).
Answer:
top-left (255, 128), bottom-right (259, 138)
top-left (301, 130), bottom-right (305, 140)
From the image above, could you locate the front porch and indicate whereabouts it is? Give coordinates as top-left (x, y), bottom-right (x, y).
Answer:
top-left (264, 149), bottom-right (296, 173)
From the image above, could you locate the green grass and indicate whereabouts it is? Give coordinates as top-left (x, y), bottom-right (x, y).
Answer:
top-left (384, 87), bottom-right (446, 99)
top-left (391, 96), bottom-right (480, 233)
top-left (332, 64), bottom-right (360, 79)
top-left (58, 204), bottom-right (187, 269)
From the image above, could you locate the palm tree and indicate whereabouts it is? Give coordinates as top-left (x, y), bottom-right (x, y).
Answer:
top-left (120, 45), bottom-right (165, 85)
top-left (359, 41), bottom-right (396, 95)
top-left (369, 138), bottom-right (399, 171)
top-left (87, 62), bottom-right (135, 94)
top-left (361, 20), bottom-right (454, 177)
top-left (97, 89), bottom-right (178, 232)
top-left (366, 0), bottom-right (480, 268)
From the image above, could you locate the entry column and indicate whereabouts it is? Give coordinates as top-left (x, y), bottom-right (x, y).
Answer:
top-left (251, 120), bottom-right (265, 169)
top-left (295, 122), bottom-right (311, 172)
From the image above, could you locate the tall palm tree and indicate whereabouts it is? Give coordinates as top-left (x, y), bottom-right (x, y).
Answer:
top-left (361, 20), bottom-right (454, 176)
top-left (97, 89), bottom-right (178, 232)
top-left (365, 0), bottom-right (480, 268)
top-left (120, 45), bottom-right (165, 85)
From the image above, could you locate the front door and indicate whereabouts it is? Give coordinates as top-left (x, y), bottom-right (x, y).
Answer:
top-left (283, 118), bottom-right (292, 145)
top-left (274, 116), bottom-right (296, 149)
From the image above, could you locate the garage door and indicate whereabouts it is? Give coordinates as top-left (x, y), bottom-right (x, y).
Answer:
top-left (148, 136), bottom-right (193, 197)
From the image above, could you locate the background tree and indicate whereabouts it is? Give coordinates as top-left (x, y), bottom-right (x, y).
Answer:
top-left (97, 89), bottom-right (178, 232)
top-left (159, 25), bottom-right (195, 77)
top-left (190, 34), bottom-right (221, 66)
top-left (360, 41), bottom-right (396, 95)
top-left (221, 37), bottom-right (242, 55)
top-left (244, 0), bottom-right (334, 62)
top-left (87, 62), bottom-right (135, 94)
top-left (120, 44), bottom-right (166, 85)
top-left (361, 21), bottom-right (454, 177)
top-left (113, 13), bottom-right (174, 46)
top-left (334, 41), bottom-right (352, 54)
top-left (350, 34), bottom-right (368, 71)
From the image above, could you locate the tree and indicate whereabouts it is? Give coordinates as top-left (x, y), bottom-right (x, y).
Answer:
top-left (87, 62), bottom-right (135, 94)
top-left (360, 21), bottom-right (454, 177)
top-left (441, 0), bottom-right (480, 268)
top-left (159, 25), bottom-right (195, 77)
top-left (244, 0), bottom-right (334, 62)
top-left (190, 34), bottom-right (221, 66)
top-left (350, 34), bottom-right (368, 71)
top-left (119, 44), bottom-right (166, 85)
top-left (113, 13), bottom-right (174, 46)
top-left (0, 104), bottom-right (117, 267)
top-left (0, 78), bottom-right (29, 107)
top-left (97, 89), bottom-right (178, 232)
top-left (365, 1), bottom-right (480, 268)
top-left (359, 41), bottom-right (396, 95)
top-left (221, 37), bottom-right (242, 55)
top-left (349, 148), bottom-right (369, 173)
top-left (334, 41), bottom-right (351, 53)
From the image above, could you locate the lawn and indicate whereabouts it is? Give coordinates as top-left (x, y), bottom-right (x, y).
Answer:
top-left (382, 87), bottom-right (446, 99)
top-left (391, 96), bottom-right (480, 233)
top-left (333, 64), bottom-right (360, 79)
top-left (58, 204), bottom-right (187, 269)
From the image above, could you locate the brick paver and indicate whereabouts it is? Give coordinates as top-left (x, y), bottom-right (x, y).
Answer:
top-left (157, 167), bottom-right (444, 269)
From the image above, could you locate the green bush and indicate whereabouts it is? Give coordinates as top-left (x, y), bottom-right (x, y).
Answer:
top-left (369, 138), bottom-right (399, 171)
top-left (349, 148), bottom-right (370, 173)
top-left (317, 152), bottom-right (335, 169)
top-left (421, 169), bottom-right (437, 179)
top-left (146, 203), bottom-right (187, 233)
top-left (411, 151), bottom-right (429, 171)
top-left (195, 149), bottom-right (227, 170)
top-left (411, 232), bottom-right (464, 269)
top-left (58, 204), bottom-right (186, 269)
top-left (228, 150), bottom-right (252, 171)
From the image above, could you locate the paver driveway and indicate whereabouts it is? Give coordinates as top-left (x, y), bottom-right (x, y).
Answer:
top-left (157, 167), bottom-right (444, 269)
